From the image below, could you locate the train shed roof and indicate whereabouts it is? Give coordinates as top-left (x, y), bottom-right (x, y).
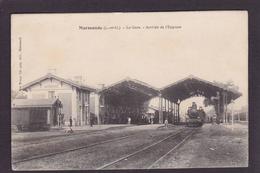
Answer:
top-left (160, 75), bottom-right (242, 103)
top-left (99, 77), bottom-right (159, 105)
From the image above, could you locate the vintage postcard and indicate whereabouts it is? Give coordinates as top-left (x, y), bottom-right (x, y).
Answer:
top-left (11, 11), bottom-right (248, 170)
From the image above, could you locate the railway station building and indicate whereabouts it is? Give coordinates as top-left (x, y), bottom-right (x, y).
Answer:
top-left (20, 73), bottom-right (96, 126)
top-left (17, 74), bottom-right (242, 127)
top-left (92, 75), bottom-right (242, 125)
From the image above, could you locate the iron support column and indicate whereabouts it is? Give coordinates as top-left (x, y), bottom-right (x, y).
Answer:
top-left (164, 98), bottom-right (167, 122)
top-left (174, 103), bottom-right (177, 124)
top-left (170, 102), bottom-right (173, 124)
top-left (177, 103), bottom-right (180, 123)
top-left (95, 93), bottom-right (101, 125)
top-left (158, 94), bottom-right (163, 124)
top-left (167, 99), bottom-right (170, 121)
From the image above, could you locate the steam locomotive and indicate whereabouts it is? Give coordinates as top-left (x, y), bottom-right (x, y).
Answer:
top-left (186, 102), bottom-right (206, 127)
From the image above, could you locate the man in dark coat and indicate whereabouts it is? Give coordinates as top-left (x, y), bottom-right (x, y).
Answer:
top-left (69, 116), bottom-right (73, 127)
top-left (90, 114), bottom-right (93, 127)
top-left (66, 116), bottom-right (73, 133)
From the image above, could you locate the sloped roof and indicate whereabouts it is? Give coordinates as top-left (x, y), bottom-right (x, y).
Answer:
top-left (12, 98), bottom-right (62, 108)
top-left (101, 77), bottom-right (159, 91)
top-left (21, 73), bottom-right (96, 92)
top-left (99, 77), bottom-right (159, 104)
top-left (160, 75), bottom-right (242, 103)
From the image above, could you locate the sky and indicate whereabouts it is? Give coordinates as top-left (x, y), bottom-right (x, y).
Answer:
top-left (11, 11), bottom-right (248, 109)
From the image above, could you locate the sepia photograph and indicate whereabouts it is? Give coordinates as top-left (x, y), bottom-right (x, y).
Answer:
top-left (11, 11), bottom-right (248, 170)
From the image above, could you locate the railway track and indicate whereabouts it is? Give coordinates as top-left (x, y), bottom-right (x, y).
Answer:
top-left (13, 126), bottom-right (183, 164)
top-left (13, 126), bottom-right (195, 169)
top-left (97, 127), bottom-right (197, 169)
top-left (13, 124), bottom-right (175, 149)
top-left (12, 133), bottom-right (137, 164)
top-left (12, 125), bottom-right (131, 149)
top-left (147, 130), bottom-right (196, 169)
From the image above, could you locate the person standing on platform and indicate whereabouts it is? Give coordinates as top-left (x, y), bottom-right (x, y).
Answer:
top-left (90, 114), bottom-right (93, 127)
top-left (68, 116), bottom-right (73, 133)
top-left (128, 117), bottom-right (131, 124)
top-left (164, 119), bottom-right (168, 128)
top-left (69, 116), bottom-right (72, 127)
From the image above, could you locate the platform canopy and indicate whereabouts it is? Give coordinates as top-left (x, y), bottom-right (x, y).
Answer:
top-left (99, 77), bottom-right (159, 105)
top-left (160, 75), bottom-right (242, 104)
top-left (12, 98), bottom-right (62, 108)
